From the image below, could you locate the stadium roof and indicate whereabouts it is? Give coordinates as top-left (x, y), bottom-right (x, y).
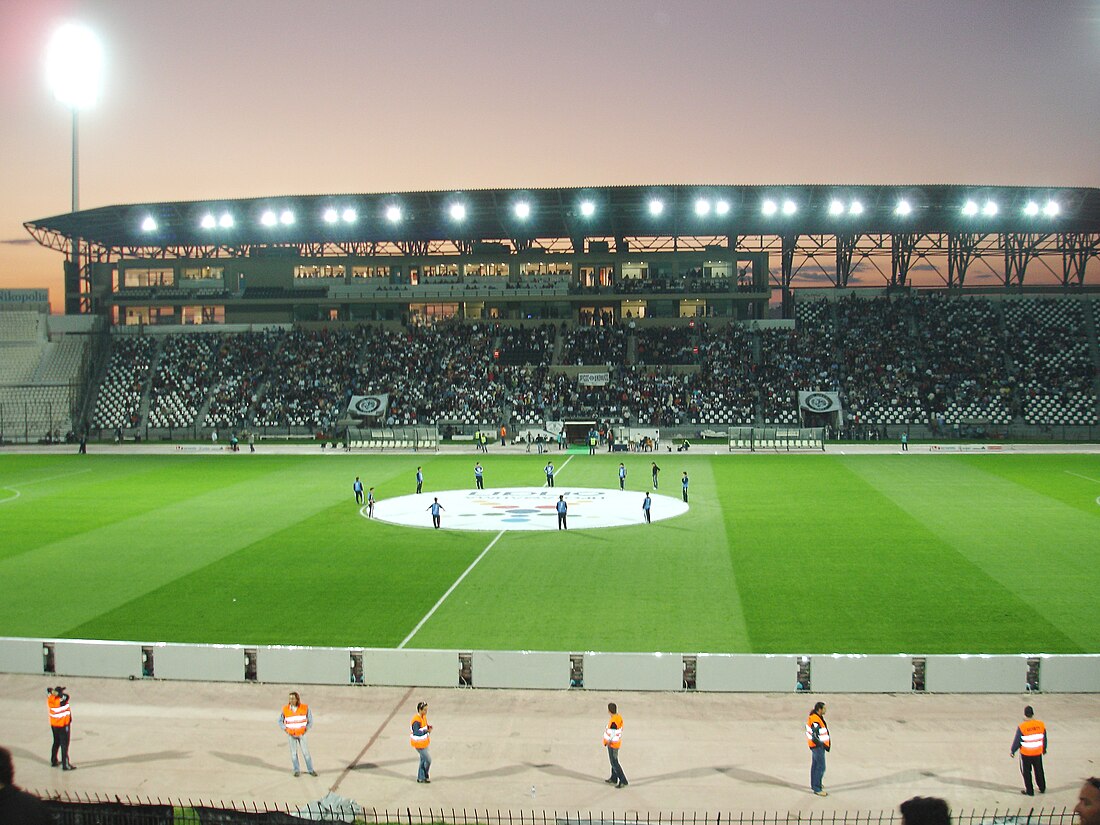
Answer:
top-left (25, 184), bottom-right (1100, 254)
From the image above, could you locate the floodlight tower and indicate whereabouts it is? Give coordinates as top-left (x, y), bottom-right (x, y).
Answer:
top-left (47, 22), bottom-right (103, 313)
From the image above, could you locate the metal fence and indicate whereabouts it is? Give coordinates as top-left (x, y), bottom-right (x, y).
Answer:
top-left (30, 793), bottom-right (1081, 825)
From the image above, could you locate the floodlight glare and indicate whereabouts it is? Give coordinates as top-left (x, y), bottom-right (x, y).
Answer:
top-left (279, 209), bottom-right (295, 225)
top-left (694, 198), bottom-right (711, 216)
top-left (781, 199), bottom-right (797, 216)
top-left (895, 199), bottom-right (912, 216)
top-left (323, 208), bottom-right (339, 224)
top-left (1023, 201), bottom-right (1040, 217)
top-left (1043, 200), bottom-right (1060, 217)
top-left (261, 210), bottom-right (278, 227)
top-left (218, 213), bottom-right (234, 229)
top-left (342, 208), bottom-right (357, 223)
top-left (849, 200), bottom-right (864, 216)
top-left (47, 23), bottom-right (104, 110)
top-left (648, 199), bottom-right (664, 216)
top-left (982, 200), bottom-right (998, 217)
top-left (385, 205), bottom-right (402, 223)
top-left (828, 199), bottom-right (844, 216)
top-left (449, 203), bottom-right (467, 221)
top-left (200, 214), bottom-right (216, 230)
top-left (962, 200), bottom-right (979, 217)
top-left (580, 200), bottom-right (596, 217)
top-left (761, 199), bottom-right (778, 216)
top-left (141, 216), bottom-right (157, 232)
top-left (715, 200), bottom-right (730, 216)
top-left (514, 201), bottom-right (531, 219)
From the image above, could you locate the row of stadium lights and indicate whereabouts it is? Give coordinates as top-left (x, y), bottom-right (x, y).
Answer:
top-left (138, 197), bottom-right (1062, 233)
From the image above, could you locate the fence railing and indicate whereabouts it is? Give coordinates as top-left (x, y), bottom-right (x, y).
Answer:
top-left (29, 792), bottom-right (1081, 825)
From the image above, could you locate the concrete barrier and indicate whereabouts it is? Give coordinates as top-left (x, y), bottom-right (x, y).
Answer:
top-left (1039, 654), bottom-right (1100, 692)
top-left (258, 646), bottom-right (351, 685)
top-left (473, 650), bottom-right (572, 689)
top-left (695, 654), bottom-right (799, 692)
top-left (0, 638), bottom-right (45, 674)
top-left (54, 640), bottom-right (143, 679)
top-left (583, 652), bottom-right (683, 691)
top-left (153, 643), bottom-right (247, 682)
top-left (811, 654), bottom-right (913, 693)
top-left (923, 655), bottom-right (1027, 693)
top-left (362, 649), bottom-right (458, 687)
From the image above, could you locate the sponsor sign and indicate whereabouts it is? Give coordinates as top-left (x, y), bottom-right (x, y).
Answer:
top-left (348, 394), bottom-right (389, 418)
top-left (366, 486), bottom-right (689, 532)
top-left (0, 288), bottom-right (48, 305)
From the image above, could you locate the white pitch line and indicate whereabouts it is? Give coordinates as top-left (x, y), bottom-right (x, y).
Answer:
top-left (398, 529), bottom-right (505, 649)
top-left (557, 455), bottom-right (574, 475)
top-left (0, 468), bottom-right (92, 506)
top-left (1066, 470), bottom-right (1100, 485)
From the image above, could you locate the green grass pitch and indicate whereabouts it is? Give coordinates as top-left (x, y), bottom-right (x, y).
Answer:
top-left (0, 451), bottom-right (1097, 654)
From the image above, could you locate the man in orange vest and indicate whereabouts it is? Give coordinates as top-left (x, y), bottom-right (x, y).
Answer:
top-left (602, 702), bottom-right (628, 788)
top-left (46, 686), bottom-right (76, 771)
top-left (410, 701), bottom-right (432, 783)
top-left (279, 691), bottom-right (317, 777)
top-left (806, 701), bottom-right (829, 796)
top-left (1010, 705), bottom-right (1047, 795)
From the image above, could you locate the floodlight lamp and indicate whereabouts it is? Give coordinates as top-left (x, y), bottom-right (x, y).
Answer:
top-left (715, 200), bottom-right (730, 216)
top-left (449, 203), bottom-right (467, 221)
top-left (514, 201), bottom-right (531, 220)
top-left (219, 213), bottom-right (234, 229)
top-left (1043, 200), bottom-right (1060, 217)
top-left (828, 199), bottom-right (844, 216)
top-left (279, 209), bottom-right (295, 225)
top-left (895, 199), bottom-right (912, 216)
top-left (962, 200), bottom-right (979, 217)
top-left (580, 200), bottom-right (596, 217)
top-left (141, 216), bottom-right (157, 232)
top-left (781, 199), bottom-right (797, 216)
top-left (261, 210), bottom-right (278, 227)
top-left (982, 200), bottom-right (998, 217)
top-left (323, 208), bottom-right (339, 224)
top-left (761, 199), bottom-right (778, 216)
top-left (1023, 201), bottom-right (1040, 217)
top-left (386, 205), bottom-right (403, 223)
top-left (200, 214), bottom-right (216, 230)
top-left (849, 200), bottom-right (864, 216)
top-left (342, 208), bottom-right (357, 223)
top-left (694, 198), bottom-right (711, 216)
top-left (47, 23), bottom-right (104, 110)
top-left (648, 199), bottom-right (664, 216)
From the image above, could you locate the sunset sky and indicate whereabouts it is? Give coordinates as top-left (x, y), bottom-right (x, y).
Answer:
top-left (2, 0), bottom-right (1099, 308)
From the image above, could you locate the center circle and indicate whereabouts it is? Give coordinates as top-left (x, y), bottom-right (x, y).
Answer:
top-left (366, 486), bottom-right (689, 531)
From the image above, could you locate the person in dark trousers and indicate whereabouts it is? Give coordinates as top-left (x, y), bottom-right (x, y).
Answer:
top-left (1011, 705), bottom-right (1048, 795)
top-left (78, 432), bottom-right (87, 454)
top-left (556, 495), bottom-right (568, 530)
top-left (367, 487), bottom-right (376, 518)
top-left (427, 498), bottom-right (445, 528)
top-left (618, 463), bottom-right (627, 491)
top-left (681, 471), bottom-right (689, 502)
top-left (899, 797), bottom-right (951, 825)
top-left (651, 462), bottom-right (660, 489)
top-left (642, 492), bottom-right (652, 523)
top-left (353, 477), bottom-right (364, 505)
top-left (545, 461), bottom-right (555, 487)
top-left (474, 462), bottom-right (484, 489)
top-left (47, 685), bottom-right (76, 770)
top-left (416, 467), bottom-right (424, 494)
top-left (603, 702), bottom-right (628, 788)
top-left (411, 701), bottom-right (433, 782)
top-left (806, 701), bottom-right (829, 796)
top-left (0, 747), bottom-right (52, 825)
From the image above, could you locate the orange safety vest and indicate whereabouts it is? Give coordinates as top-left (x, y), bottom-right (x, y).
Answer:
top-left (603, 713), bottom-right (624, 749)
top-left (48, 694), bottom-right (71, 727)
top-left (806, 712), bottom-right (830, 749)
top-left (1018, 719), bottom-right (1046, 756)
top-left (282, 703), bottom-right (309, 737)
top-left (411, 712), bottom-right (430, 749)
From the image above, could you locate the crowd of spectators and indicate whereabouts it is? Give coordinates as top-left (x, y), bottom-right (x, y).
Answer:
top-left (88, 294), bottom-right (1099, 436)
top-left (147, 333), bottom-right (219, 429)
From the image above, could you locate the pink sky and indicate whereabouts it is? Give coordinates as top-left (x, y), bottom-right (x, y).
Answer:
top-left (2, 0), bottom-right (1099, 309)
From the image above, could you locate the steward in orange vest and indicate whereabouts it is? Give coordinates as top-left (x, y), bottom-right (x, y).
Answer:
top-left (411, 701), bottom-right (433, 783)
top-left (279, 692), bottom-right (316, 777)
top-left (806, 701), bottom-right (829, 795)
top-left (47, 686), bottom-right (76, 770)
top-left (602, 702), bottom-right (628, 788)
top-left (1011, 705), bottom-right (1047, 795)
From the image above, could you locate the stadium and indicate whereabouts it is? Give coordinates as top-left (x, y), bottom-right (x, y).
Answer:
top-left (2, 179), bottom-right (1099, 822)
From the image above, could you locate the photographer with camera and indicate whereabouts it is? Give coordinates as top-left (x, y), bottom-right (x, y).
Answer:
top-left (47, 685), bottom-right (76, 770)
